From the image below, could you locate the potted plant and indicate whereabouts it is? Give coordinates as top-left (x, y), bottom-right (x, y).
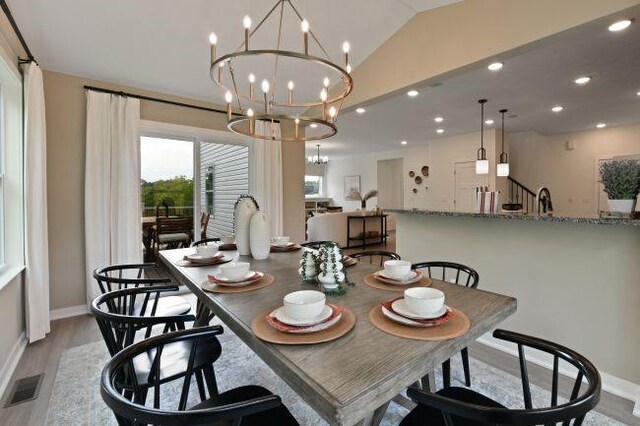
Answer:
top-left (355, 189), bottom-right (378, 213)
top-left (599, 159), bottom-right (640, 214)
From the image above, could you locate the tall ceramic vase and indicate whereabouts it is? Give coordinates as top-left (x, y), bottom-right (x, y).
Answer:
top-left (234, 197), bottom-right (258, 256)
top-left (250, 211), bottom-right (271, 260)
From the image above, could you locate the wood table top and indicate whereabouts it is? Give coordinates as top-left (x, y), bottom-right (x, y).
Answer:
top-left (160, 248), bottom-right (517, 426)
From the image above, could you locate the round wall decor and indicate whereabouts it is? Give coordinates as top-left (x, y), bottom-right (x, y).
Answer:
top-left (409, 171), bottom-right (415, 178)
top-left (412, 188), bottom-right (418, 194)
top-left (421, 166), bottom-right (429, 177)
top-left (414, 176), bottom-right (423, 184)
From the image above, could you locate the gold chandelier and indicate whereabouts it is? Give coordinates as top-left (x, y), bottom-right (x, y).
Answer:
top-left (208, 0), bottom-right (353, 142)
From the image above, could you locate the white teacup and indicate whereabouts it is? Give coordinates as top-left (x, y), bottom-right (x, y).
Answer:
top-left (283, 290), bottom-right (326, 320)
top-left (196, 244), bottom-right (219, 257)
top-left (271, 236), bottom-right (290, 246)
top-left (221, 234), bottom-right (235, 245)
top-left (404, 287), bottom-right (445, 316)
top-left (383, 260), bottom-right (412, 280)
top-left (219, 262), bottom-right (251, 281)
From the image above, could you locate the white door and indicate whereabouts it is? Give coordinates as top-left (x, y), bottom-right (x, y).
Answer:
top-left (454, 161), bottom-right (488, 212)
top-left (377, 158), bottom-right (404, 209)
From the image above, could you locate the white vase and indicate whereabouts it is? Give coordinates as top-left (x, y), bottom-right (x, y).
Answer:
top-left (607, 199), bottom-right (637, 214)
top-left (234, 197), bottom-right (258, 255)
top-left (249, 211), bottom-right (271, 260)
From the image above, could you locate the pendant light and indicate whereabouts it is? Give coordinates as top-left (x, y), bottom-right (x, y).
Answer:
top-left (497, 108), bottom-right (509, 177)
top-left (475, 99), bottom-right (489, 175)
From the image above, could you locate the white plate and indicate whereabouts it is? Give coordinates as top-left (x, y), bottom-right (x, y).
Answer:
top-left (391, 299), bottom-right (447, 320)
top-left (186, 252), bottom-right (223, 261)
top-left (272, 305), bottom-right (333, 326)
top-left (278, 313), bottom-right (342, 334)
top-left (374, 270), bottom-right (422, 285)
top-left (272, 242), bottom-right (295, 248)
top-left (213, 270), bottom-right (257, 283)
top-left (213, 272), bottom-right (263, 287)
top-left (381, 306), bottom-right (438, 328)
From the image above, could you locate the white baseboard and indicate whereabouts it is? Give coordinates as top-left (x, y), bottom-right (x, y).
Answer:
top-left (477, 333), bottom-right (640, 417)
top-left (50, 304), bottom-right (89, 321)
top-left (0, 332), bottom-right (27, 399)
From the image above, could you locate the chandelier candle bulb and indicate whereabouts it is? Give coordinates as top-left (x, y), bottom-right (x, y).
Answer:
top-left (248, 74), bottom-right (255, 98)
top-left (217, 62), bottom-right (224, 83)
top-left (342, 41), bottom-right (350, 65)
top-left (288, 81), bottom-right (294, 104)
top-left (225, 91), bottom-right (233, 120)
top-left (209, 32), bottom-right (217, 62)
top-left (320, 88), bottom-right (328, 120)
top-left (247, 108), bottom-right (255, 134)
top-left (261, 79), bottom-right (270, 113)
top-left (329, 106), bottom-right (337, 122)
top-left (301, 19), bottom-right (310, 54)
top-left (243, 15), bottom-right (252, 50)
top-left (323, 77), bottom-right (330, 88)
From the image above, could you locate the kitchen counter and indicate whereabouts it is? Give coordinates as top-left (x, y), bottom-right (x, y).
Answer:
top-left (387, 208), bottom-right (640, 226)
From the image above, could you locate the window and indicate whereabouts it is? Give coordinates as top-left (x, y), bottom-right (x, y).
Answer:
top-left (305, 175), bottom-right (323, 197)
top-left (205, 165), bottom-right (214, 215)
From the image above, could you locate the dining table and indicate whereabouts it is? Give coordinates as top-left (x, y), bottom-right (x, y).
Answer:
top-left (159, 247), bottom-right (517, 426)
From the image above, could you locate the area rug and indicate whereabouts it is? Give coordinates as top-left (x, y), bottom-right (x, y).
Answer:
top-left (45, 319), bottom-right (622, 425)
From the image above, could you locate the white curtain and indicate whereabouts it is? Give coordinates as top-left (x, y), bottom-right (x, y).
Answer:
top-left (251, 122), bottom-right (283, 236)
top-left (23, 62), bottom-right (50, 343)
top-left (85, 91), bottom-right (141, 306)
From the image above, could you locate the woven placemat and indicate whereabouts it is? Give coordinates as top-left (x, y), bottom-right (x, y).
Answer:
top-left (251, 306), bottom-right (355, 345)
top-left (369, 306), bottom-right (470, 341)
top-left (201, 273), bottom-right (274, 294)
top-left (363, 273), bottom-right (432, 292)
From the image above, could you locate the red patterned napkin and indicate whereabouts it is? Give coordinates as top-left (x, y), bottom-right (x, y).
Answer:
top-left (266, 304), bottom-right (343, 333)
top-left (381, 297), bottom-right (454, 326)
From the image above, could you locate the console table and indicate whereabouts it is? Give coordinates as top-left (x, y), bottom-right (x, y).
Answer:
top-left (347, 214), bottom-right (388, 249)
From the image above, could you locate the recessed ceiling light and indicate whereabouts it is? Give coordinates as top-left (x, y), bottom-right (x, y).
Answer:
top-left (484, 119), bottom-right (494, 125)
top-left (575, 76), bottom-right (591, 85)
top-left (401, 140), bottom-right (408, 145)
top-left (608, 19), bottom-right (632, 32)
top-left (596, 123), bottom-right (607, 128)
top-left (636, 91), bottom-right (640, 96)
top-left (310, 123), bottom-right (318, 128)
top-left (407, 90), bottom-right (419, 97)
top-left (355, 107), bottom-right (366, 114)
top-left (434, 116), bottom-right (444, 122)
top-left (551, 105), bottom-right (564, 113)
top-left (436, 129), bottom-right (444, 134)
top-left (487, 62), bottom-right (503, 71)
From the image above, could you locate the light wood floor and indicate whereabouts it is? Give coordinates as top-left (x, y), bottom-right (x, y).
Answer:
top-left (2, 239), bottom-right (638, 426)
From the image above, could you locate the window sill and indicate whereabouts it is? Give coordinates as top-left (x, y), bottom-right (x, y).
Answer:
top-left (0, 265), bottom-right (26, 292)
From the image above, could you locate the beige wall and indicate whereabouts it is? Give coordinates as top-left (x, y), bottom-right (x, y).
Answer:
top-left (325, 130), bottom-right (500, 211)
top-left (44, 70), bottom-right (304, 310)
top-left (510, 123), bottom-right (640, 217)
top-left (348, 0), bottom-right (640, 108)
top-left (396, 214), bottom-right (640, 386)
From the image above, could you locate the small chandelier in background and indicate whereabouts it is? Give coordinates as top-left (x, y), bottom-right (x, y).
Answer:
top-left (476, 99), bottom-right (489, 175)
top-left (307, 144), bottom-right (328, 164)
top-left (497, 108), bottom-right (509, 177)
top-left (208, 0), bottom-right (353, 142)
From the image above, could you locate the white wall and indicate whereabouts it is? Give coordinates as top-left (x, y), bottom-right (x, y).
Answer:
top-left (510, 123), bottom-right (640, 218)
top-left (325, 130), bottom-right (499, 211)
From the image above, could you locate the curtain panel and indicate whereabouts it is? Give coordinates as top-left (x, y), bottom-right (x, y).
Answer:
top-left (251, 122), bottom-right (283, 237)
top-left (23, 62), bottom-right (51, 343)
top-left (85, 91), bottom-right (141, 306)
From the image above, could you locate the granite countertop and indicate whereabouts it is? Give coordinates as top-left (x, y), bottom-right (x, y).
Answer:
top-left (387, 209), bottom-right (640, 226)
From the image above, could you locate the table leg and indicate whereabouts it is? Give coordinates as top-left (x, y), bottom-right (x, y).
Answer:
top-left (354, 401), bottom-right (390, 426)
top-left (420, 370), bottom-right (437, 393)
top-left (362, 219), bottom-right (366, 250)
top-left (194, 299), bottom-right (215, 327)
top-left (347, 218), bottom-right (351, 248)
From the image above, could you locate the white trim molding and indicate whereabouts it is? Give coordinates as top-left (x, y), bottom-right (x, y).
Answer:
top-left (50, 304), bottom-right (89, 321)
top-left (477, 333), bottom-right (640, 417)
top-left (0, 332), bottom-right (27, 399)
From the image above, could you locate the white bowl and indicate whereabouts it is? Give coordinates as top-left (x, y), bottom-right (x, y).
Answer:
top-left (283, 290), bottom-right (326, 321)
top-left (271, 236), bottom-right (290, 246)
top-left (196, 244), bottom-right (218, 257)
top-left (220, 234), bottom-right (235, 245)
top-left (383, 260), bottom-right (412, 280)
top-left (404, 287), bottom-right (445, 316)
top-left (219, 262), bottom-right (251, 281)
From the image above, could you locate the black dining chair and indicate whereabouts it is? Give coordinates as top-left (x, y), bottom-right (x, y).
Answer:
top-left (191, 237), bottom-right (221, 247)
top-left (411, 261), bottom-right (479, 389)
top-left (92, 285), bottom-right (222, 404)
top-left (350, 250), bottom-right (400, 266)
top-left (301, 240), bottom-right (338, 249)
top-left (94, 263), bottom-right (191, 317)
top-left (101, 325), bottom-right (299, 426)
top-left (400, 329), bottom-right (601, 426)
